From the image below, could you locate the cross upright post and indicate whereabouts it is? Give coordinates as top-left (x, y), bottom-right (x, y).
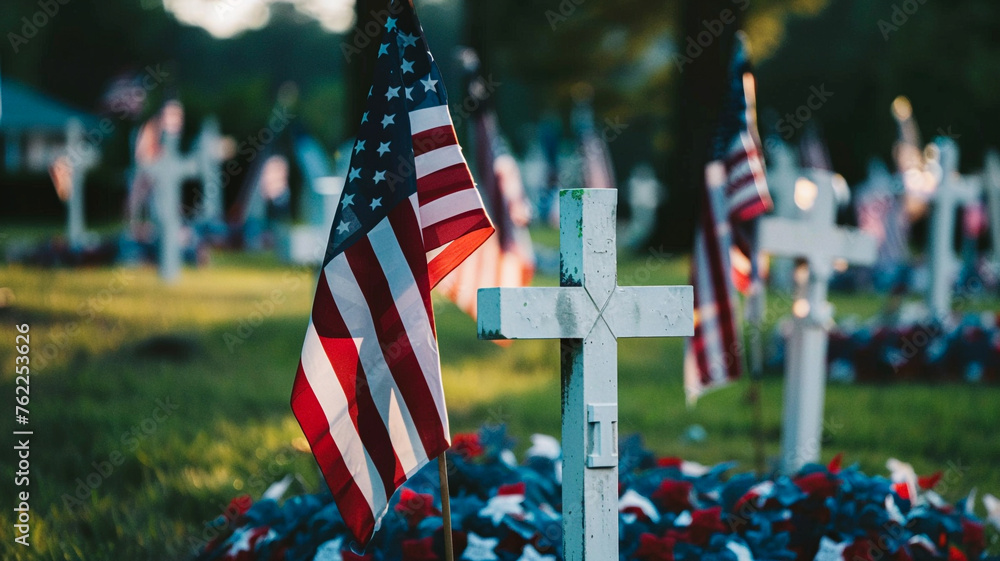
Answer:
top-left (150, 128), bottom-right (199, 283)
top-left (758, 170), bottom-right (877, 473)
top-left (765, 140), bottom-right (802, 292)
top-left (65, 118), bottom-right (99, 252)
top-left (477, 188), bottom-right (693, 560)
top-left (927, 138), bottom-right (981, 322)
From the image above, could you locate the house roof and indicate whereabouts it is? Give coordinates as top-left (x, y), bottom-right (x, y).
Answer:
top-left (1, 78), bottom-right (98, 133)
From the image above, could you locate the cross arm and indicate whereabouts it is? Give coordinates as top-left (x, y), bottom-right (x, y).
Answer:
top-left (757, 217), bottom-right (814, 259)
top-left (477, 287), bottom-right (597, 340)
top-left (603, 286), bottom-right (694, 338)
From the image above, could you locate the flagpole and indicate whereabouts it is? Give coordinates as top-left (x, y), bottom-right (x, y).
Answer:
top-left (746, 223), bottom-right (767, 475)
top-left (438, 453), bottom-right (455, 561)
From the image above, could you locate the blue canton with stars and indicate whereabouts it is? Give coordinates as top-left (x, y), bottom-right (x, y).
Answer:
top-left (325, 0), bottom-right (449, 265)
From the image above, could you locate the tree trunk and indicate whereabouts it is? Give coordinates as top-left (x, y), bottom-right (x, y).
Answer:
top-left (656, 0), bottom-right (744, 251)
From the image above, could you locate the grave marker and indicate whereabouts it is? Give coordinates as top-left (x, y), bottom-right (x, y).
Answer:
top-left (927, 139), bottom-right (980, 322)
top-left (758, 170), bottom-right (877, 473)
top-left (478, 188), bottom-right (693, 560)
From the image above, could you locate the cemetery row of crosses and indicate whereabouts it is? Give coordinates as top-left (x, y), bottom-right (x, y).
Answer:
top-left (5, 56), bottom-right (1000, 560)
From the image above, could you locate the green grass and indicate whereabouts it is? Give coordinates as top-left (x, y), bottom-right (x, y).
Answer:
top-left (0, 228), bottom-right (998, 560)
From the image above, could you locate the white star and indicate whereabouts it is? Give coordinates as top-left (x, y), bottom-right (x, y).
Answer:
top-left (373, 170), bottom-right (386, 184)
top-left (401, 59), bottom-right (414, 74)
top-left (517, 545), bottom-right (555, 561)
top-left (405, 87), bottom-right (413, 100)
top-left (461, 532), bottom-right (499, 561)
top-left (385, 86), bottom-right (400, 100)
top-left (378, 43), bottom-right (389, 57)
top-left (341, 193), bottom-right (355, 207)
top-left (354, 140), bottom-right (365, 154)
top-left (377, 142), bottom-right (391, 156)
top-left (336, 221), bottom-right (351, 234)
top-left (370, 197), bottom-right (382, 210)
top-left (385, 16), bottom-right (397, 31)
top-left (227, 528), bottom-right (255, 554)
top-left (348, 167), bottom-right (361, 181)
top-left (478, 494), bottom-right (525, 525)
top-left (361, 111), bottom-right (369, 123)
top-left (381, 113), bottom-right (395, 128)
top-left (420, 76), bottom-right (438, 92)
top-left (399, 32), bottom-right (418, 48)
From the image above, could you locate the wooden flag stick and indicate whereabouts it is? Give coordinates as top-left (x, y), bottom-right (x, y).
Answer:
top-left (438, 452), bottom-right (455, 561)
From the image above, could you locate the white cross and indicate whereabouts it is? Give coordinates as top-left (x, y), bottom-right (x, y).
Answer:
top-left (927, 138), bottom-right (981, 322)
top-left (764, 139), bottom-right (803, 292)
top-left (985, 149), bottom-right (1000, 269)
top-left (758, 169), bottom-right (877, 473)
top-left (477, 188), bottom-right (693, 561)
top-left (193, 117), bottom-right (225, 229)
top-left (147, 128), bottom-right (199, 283)
top-left (63, 118), bottom-right (100, 251)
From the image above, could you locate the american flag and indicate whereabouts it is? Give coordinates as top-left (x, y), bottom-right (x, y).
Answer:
top-left (437, 54), bottom-right (534, 319)
top-left (684, 33), bottom-right (772, 403)
top-left (290, 1), bottom-right (494, 546)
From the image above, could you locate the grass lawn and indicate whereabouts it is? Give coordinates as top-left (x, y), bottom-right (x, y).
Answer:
top-left (0, 225), bottom-right (998, 560)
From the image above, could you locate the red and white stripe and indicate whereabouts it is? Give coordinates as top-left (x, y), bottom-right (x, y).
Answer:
top-left (684, 131), bottom-right (771, 403)
top-left (291, 102), bottom-right (493, 544)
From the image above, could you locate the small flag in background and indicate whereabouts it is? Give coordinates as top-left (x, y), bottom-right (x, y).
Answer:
top-left (684, 33), bottom-right (772, 404)
top-left (436, 51), bottom-right (535, 319)
top-left (290, 0), bottom-right (494, 546)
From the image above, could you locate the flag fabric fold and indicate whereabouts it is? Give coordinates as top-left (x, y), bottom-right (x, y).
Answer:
top-left (291, 1), bottom-right (493, 546)
top-left (684, 33), bottom-right (772, 403)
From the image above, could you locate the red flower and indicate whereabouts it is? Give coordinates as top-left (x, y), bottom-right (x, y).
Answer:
top-left (948, 546), bottom-right (968, 561)
top-left (633, 533), bottom-right (676, 561)
top-left (451, 433), bottom-right (484, 460)
top-left (961, 519), bottom-right (985, 559)
top-left (657, 457), bottom-right (683, 469)
top-left (795, 472), bottom-right (839, 499)
top-left (828, 453), bottom-right (844, 474)
top-left (918, 471), bottom-right (943, 490)
top-left (498, 482), bottom-right (526, 496)
top-left (689, 507), bottom-right (728, 546)
top-left (395, 488), bottom-right (439, 528)
top-left (843, 537), bottom-right (881, 561)
top-left (651, 479), bottom-right (693, 514)
top-left (402, 537), bottom-right (439, 561)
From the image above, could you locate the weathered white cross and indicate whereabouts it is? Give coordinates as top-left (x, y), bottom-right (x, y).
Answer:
top-left (758, 170), bottom-right (877, 473)
top-left (61, 119), bottom-right (100, 252)
top-left (477, 188), bottom-right (693, 560)
top-left (927, 138), bottom-right (982, 322)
